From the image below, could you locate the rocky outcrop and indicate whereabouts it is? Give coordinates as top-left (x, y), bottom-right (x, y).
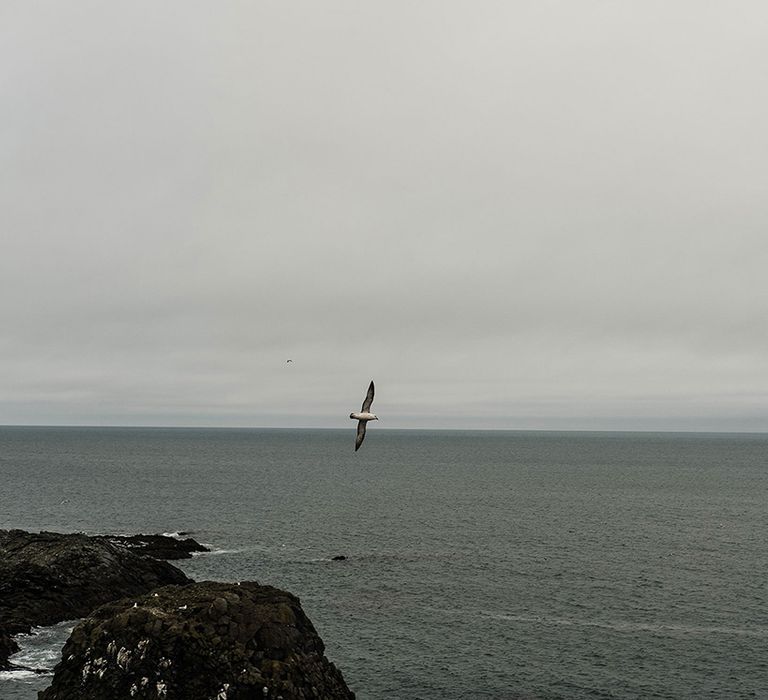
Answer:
top-left (95, 533), bottom-right (209, 560)
top-left (40, 580), bottom-right (355, 700)
top-left (1, 531), bottom-right (355, 698)
top-left (0, 530), bottom-right (193, 669)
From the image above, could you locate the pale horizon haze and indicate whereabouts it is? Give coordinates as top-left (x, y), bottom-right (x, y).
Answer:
top-left (2, 2), bottom-right (767, 432)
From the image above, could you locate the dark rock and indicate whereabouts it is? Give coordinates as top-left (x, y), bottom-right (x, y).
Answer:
top-left (40, 580), bottom-right (355, 700)
top-left (0, 630), bottom-right (19, 670)
top-left (0, 529), bottom-right (192, 669)
top-left (95, 533), bottom-right (209, 560)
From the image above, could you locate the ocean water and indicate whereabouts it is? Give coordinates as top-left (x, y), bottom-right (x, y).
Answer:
top-left (0, 426), bottom-right (766, 699)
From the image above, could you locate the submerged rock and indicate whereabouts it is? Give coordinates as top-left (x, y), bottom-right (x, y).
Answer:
top-left (0, 529), bottom-right (192, 669)
top-left (40, 580), bottom-right (355, 700)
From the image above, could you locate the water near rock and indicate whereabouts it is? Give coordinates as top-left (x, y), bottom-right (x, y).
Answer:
top-left (0, 621), bottom-right (75, 681)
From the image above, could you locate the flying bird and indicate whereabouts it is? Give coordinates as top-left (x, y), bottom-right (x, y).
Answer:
top-left (349, 380), bottom-right (377, 451)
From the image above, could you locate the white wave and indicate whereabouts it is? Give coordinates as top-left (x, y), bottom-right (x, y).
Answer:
top-left (0, 668), bottom-right (42, 681)
top-left (193, 547), bottom-right (242, 556)
top-left (299, 556), bottom-right (348, 563)
top-left (2, 620), bottom-right (77, 682)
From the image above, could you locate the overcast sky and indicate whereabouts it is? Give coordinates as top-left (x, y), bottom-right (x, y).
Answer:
top-left (2, 2), bottom-right (767, 431)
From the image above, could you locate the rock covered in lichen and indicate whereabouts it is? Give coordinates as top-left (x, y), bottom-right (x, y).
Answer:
top-left (39, 581), bottom-right (354, 700)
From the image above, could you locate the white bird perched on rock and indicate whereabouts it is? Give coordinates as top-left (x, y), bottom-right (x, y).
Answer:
top-left (349, 380), bottom-right (377, 451)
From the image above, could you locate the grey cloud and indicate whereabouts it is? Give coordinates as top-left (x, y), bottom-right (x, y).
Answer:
top-left (2, 2), bottom-right (767, 429)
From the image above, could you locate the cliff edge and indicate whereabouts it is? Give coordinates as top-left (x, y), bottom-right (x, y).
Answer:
top-left (39, 580), bottom-right (355, 700)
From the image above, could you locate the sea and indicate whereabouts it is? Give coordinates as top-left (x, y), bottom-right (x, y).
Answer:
top-left (0, 426), bottom-right (766, 699)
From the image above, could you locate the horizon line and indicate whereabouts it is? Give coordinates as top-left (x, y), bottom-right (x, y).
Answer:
top-left (0, 423), bottom-right (766, 436)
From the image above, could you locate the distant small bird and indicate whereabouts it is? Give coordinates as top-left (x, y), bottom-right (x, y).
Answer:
top-left (349, 380), bottom-right (377, 451)
top-left (286, 359), bottom-right (293, 363)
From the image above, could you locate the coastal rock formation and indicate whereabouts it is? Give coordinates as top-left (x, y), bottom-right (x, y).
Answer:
top-left (40, 580), bottom-right (355, 700)
top-left (0, 529), bottom-right (193, 669)
top-left (95, 533), bottom-right (209, 560)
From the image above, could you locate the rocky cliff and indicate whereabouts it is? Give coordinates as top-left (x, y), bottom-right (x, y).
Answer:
top-left (0, 529), bottom-right (194, 669)
top-left (40, 580), bottom-right (355, 700)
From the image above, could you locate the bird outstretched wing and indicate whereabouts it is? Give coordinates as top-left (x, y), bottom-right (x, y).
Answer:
top-left (355, 421), bottom-right (367, 451)
top-left (361, 380), bottom-right (375, 412)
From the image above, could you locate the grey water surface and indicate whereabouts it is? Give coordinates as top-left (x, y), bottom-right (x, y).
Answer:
top-left (1, 427), bottom-right (766, 699)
